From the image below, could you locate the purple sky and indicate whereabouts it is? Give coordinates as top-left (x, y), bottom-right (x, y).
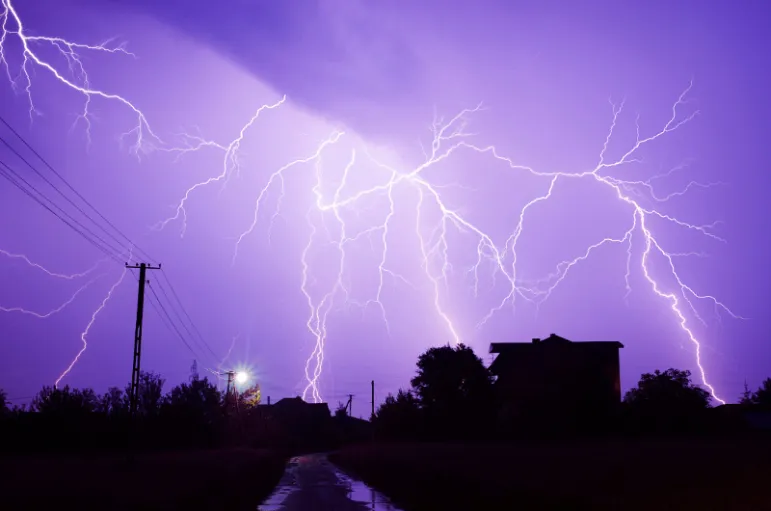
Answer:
top-left (1, 0), bottom-right (769, 410)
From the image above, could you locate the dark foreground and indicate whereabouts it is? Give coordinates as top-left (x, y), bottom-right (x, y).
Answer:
top-left (1, 448), bottom-right (285, 510)
top-left (258, 453), bottom-right (402, 510)
top-left (330, 437), bottom-right (771, 510)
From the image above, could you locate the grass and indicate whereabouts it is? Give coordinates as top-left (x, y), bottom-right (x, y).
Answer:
top-left (330, 437), bottom-right (771, 510)
top-left (1, 447), bottom-right (286, 510)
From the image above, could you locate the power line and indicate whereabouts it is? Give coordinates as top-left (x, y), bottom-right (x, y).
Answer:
top-left (0, 117), bottom-right (221, 365)
top-left (146, 284), bottom-right (203, 362)
top-left (156, 271), bottom-right (220, 362)
top-left (151, 277), bottom-right (203, 351)
top-left (146, 280), bottom-right (216, 366)
top-left (0, 116), bottom-right (157, 265)
top-left (0, 159), bottom-right (123, 262)
top-left (0, 133), bottom-right (138, 261)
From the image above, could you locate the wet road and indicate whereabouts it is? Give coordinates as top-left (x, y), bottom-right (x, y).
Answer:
top-left (258, 454), bottom-right (403, 511)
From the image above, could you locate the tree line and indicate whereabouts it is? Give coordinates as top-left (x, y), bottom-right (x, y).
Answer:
top-left (2, 345), bottom-right (770, 451)
top-left (0, 362), bottom-right (264, 453)
top-left (371, 344), bottom-right (771, 441)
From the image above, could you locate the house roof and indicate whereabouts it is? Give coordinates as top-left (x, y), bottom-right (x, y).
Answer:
top-left (488, 334), bottom-right (623, 374)
top-left (489, 333), bottom-right (624, 354)
top-left (267, 396), bottom-right (331, 416)
top-left (273, 396), bottom-right (329, 408)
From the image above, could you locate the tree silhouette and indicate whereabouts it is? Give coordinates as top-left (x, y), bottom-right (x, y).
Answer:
top-left (740, 382), bottom-right (754, 405)
top-left (410, 343), bottom-right (494, 438)
top-left (334, 402), bottom-right (349, 418)
top-left (97, 386), bottom-right (128, 416)
top-left (160, 375), bottom-right (224, 447)
top-left (0, 388), bottom-right (7, 415)
top-left (411, 344), bottom-right (494, 407)
top-left (124, 371), bottom-right (165, 416)
top-left (742, 378), bottom-right (771, 408)
top-left (624, 369), bottom-right (711, 410)
top-left (32, 386), bottom-right (99, 415)
top-left (164, 375), bottom-right (223, 424)
top-left (375, 389), bottom-right (421, 440)
top-left (623, 369), bottom-right (710, 432)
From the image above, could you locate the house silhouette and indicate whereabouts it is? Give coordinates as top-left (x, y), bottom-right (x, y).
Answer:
top-left (489, 333), bottom-right (624, 432)
top-left (256, 397), bottom-right (333, 451)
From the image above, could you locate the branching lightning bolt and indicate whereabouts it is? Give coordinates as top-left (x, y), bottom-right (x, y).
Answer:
top-left (0, 4), bottom-right (742, 405)
top-left (209, 82), bottom-right (739, 404)
top-left (155, 96), bottom-right (288, 236)
top-left (0, 0), bottom-right (160, 154)
top-left (1, 247), bottom-right (109, 317)
top-left (0, 272), bottom-right (104, 318)
top-left (1, 248), bottom-right (106, 279)
top-left (54, 264), bottom-right (128, 388)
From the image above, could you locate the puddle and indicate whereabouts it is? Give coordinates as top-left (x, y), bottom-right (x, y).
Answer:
top-left (333, 468), bottom-right (401, 510)
top-left (257, 459), bottom-right (299, 510)
top-left (258, 454), bottom-right (403, 510)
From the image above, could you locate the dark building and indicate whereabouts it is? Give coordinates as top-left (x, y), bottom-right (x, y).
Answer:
top-left (254, 397), bottom-right (334, 451)
top-left (489, 333), bottom-right (624, 431)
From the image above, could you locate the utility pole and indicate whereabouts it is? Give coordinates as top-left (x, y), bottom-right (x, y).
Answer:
top-left (126, 262), bottom-right (160, 417)
top-left (371, 380), bottom-right (376, 442)
top-left (223, 370), bottom-right (240, 418)
top-left (346, 394), bottom-right (354, 417)
top-left (224, 371), bottom-right (236, 399)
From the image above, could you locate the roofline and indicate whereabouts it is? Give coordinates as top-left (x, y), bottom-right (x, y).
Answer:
top-left (490, 340), bottom-right (624, 353)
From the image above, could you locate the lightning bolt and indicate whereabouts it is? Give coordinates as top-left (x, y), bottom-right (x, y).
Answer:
top-left (229, 82), bottom-right (740, 404)
top-left (1, 248), bottom-right (106, 279)
top-left (54, 264), bottom-right (128, 388)
top-left (1, 5), bottom-right (742, 405)
top-left (155, 95), bottom-right (288, 236)
top-left (150, 81), bottom-right (739, 404)
top-left (0, 272), bottom-right (104, 318)
top-left (0, 248), bottom-right (108, 316)
top-left (0, 0), bottom-right (160, 154)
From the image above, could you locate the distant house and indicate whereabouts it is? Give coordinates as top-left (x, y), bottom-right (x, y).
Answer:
top-left (255, 397), bottom-right (333, 450)
top-left (265, 396), bottom-right (332, 434)
top-left (270, 396), bottom-right (331, 421)
top-left (489, 333), bottom-right (624, 430)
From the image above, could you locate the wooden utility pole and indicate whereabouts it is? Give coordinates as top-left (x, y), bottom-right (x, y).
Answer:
top-left (371, 380), bottom-right (375, 420)
top-left (346, 394), bottom-right (354, 417)
top-left (126, 262), bottom-right (160, 417)
top-left (224, 371), bottom-right (236, 401)
top-left (371, 380), bottom-right (376, 442)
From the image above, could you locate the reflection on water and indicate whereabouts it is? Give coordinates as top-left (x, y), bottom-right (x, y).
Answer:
top-left (257, 463), bottom-right (298, 511)
top-left (334, 468), bottom-right (400, 510)
top-left (257, 454), bottom-right (403, 510)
